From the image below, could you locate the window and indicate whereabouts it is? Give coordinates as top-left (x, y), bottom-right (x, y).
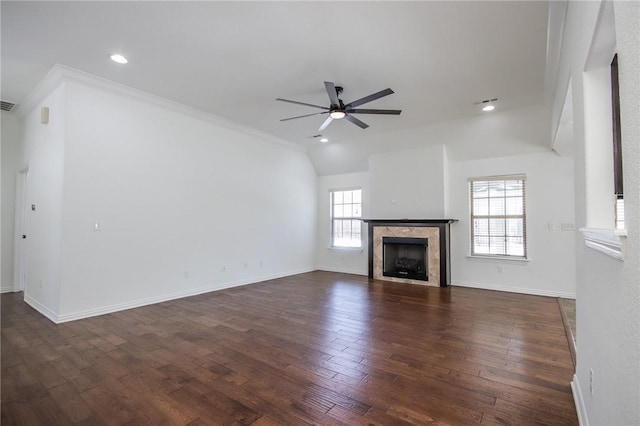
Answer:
top-left (330, 188), bottom-right (362, 248)
top-left (470, 176), bottom-right (526, 258)
top-left (611, 54), bottom-right (624, 230)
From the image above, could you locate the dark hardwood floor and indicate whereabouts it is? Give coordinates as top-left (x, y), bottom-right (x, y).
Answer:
top-left (1, 271), bottom-right (577, 425)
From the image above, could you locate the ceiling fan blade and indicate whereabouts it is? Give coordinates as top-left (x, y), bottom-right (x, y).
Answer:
top-left (318, 116), bottom-right (334, 132)
top-left (345, 114), bottom-right (369, 129)
top-left (276, 98), bottom-right (329, 110)
top-left (346, 88), bottom-right (394, 108)
top-left (280, 111), bottom-right (328, 122)
top-left (324, 81), bottom-right (340, 106)
top-left (346, 108), bottom-right (402, 115)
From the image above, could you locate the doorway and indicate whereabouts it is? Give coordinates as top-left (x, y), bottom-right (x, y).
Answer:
top-left (13, 166), bottom-right (29, 293)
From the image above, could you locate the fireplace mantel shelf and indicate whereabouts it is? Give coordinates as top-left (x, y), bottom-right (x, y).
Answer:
top-left (362, 219), bottom-right (458, 224)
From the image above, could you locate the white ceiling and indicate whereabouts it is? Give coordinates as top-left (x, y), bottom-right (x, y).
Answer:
top-left (1, 1), bottom-right (552, 175)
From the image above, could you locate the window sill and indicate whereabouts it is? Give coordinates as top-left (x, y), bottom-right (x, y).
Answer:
top-left (328, 246), bottom-right (364, 252)
top-left (467, 255), bottom-right (530, 263)
top-left (579, 227), bottom-right (626, 260)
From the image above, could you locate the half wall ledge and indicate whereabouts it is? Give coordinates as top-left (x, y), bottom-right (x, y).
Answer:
top-left (362, 219), bottom-right (458, 288)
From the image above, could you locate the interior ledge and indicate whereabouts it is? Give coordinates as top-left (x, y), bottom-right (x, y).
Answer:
top-left (579, 227), bottom-right (627, 260)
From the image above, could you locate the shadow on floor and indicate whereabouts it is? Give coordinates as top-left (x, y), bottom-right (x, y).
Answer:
top-left (558, 298), bottom-right (576, 367)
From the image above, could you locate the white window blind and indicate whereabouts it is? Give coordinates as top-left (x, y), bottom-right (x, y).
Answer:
top-left (330, 188), bottom-right (362, 248)
top-left (616, 196), bottom-right (625, 230)
top-left (469, 175), bottom-right (527, 258)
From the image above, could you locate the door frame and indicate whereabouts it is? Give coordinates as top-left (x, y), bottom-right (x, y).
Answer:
top-left (13, 166), bottom-right (29, 293)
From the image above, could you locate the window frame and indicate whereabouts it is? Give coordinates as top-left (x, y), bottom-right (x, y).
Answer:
top-left (469, 175), bottom-right (527, 260)
top-left (329, 187), bottom-right (363, 249)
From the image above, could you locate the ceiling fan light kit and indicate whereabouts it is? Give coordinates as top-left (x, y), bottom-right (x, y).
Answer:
top-left (110, 54), bottom-right (128, 64)
top-left (277, 81), bottom-right (401, 132)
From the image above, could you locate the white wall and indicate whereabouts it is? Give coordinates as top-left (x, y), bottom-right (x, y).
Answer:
top-left (449, 152), bottom-right (576, 297)
top-left (583, 66), bottom-right (616, 228)
top-left (315, 145), bottom-right (449, 276)
top-left (317, 147), bottom-right (577, 300)
top-left (309, 104), bottom-right (552, 176)
top-left (20, 84), bottom-right (67, 317)
top-left (18, 68), bottom-right (317, 322)
top-left (315, 171), bottom-right (369, 275)
top-left (369, 145), bottom-right (448, 218)
top-left (1, 112), bottom-right (22, 292)
top-left (555, 1), bottom-right (640, 424)
top-left (615, 1), bottom-right (640, 423)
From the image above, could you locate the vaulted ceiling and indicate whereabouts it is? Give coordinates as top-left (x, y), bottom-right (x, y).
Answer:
top-left (2, 1), bottom-right (553, 175)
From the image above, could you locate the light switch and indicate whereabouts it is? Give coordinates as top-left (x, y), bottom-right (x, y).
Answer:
top-left (41, 107), bottom-right (49, 124)
top-left (94, 222), bottom-right (102, 231)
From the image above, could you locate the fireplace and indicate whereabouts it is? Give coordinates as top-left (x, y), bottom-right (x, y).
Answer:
top-left (383, 237), bottom-right (428, 281)
top-left (362, 219), bottom-right (456, 287)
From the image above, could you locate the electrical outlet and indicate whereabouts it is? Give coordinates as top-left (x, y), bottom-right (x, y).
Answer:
top-left (497, 265), bottom-right (503, 273)
top-left (590, 368), bottom-right (595, 396)
top-left (184, 270), bottom-right (189, 279)
top-left (222, 266), bottom-right (227, 272)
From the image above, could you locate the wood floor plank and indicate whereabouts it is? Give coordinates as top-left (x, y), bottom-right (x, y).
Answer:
top-left (1, 271), bottom-right (577, 425)
top-left (48, 382), bottom-right (95, 423)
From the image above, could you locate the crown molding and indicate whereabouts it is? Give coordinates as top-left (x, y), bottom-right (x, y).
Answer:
top-left (15, 64), bottom-right (303, 152)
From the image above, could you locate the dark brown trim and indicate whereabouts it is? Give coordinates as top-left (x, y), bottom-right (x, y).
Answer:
top-left (611, 54), bottom-right (623, 197)
top-left (441, 223), bottom-right (451, 286)
top-left (362, 219), bottom-right (458, 225)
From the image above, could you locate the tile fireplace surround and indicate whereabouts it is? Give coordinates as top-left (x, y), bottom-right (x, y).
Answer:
top-left (362, 219), bottom-right (457, 287)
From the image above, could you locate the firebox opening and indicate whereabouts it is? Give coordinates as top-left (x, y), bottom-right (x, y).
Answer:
top-left (382, 237), bottom-right (428, 281)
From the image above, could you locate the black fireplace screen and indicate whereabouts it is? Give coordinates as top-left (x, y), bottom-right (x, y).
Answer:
top-left (382, 237), bottom-right (428, 281)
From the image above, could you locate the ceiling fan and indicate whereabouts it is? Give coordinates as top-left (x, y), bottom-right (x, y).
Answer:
top-left (276, 81), bottom-right (401, 131)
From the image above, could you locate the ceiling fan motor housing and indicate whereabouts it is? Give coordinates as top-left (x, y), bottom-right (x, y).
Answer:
top-left (276, 81), bottom-right (401, 131)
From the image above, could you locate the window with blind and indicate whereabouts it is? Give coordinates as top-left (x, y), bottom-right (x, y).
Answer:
top-left (330, 188), bottom-right (362, 248)
top-left (611, 54), bottom-right (625, 230)
top-left (470, 176), bottom-right (527, 258)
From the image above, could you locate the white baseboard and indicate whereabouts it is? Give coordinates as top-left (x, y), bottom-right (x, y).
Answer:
top-left (315, 266), bottom-right (367, 276)
top-left (24, 294), bottom-right (60, 323)
top-left (21, 271), bottom-right (576, 324)
top-left (1, 286), bottom-right (17, 293)
top-left (31, 268), bottom-right (315, 324)
top-left (571, 374), bottom-right (589, 426)
top-left (452, 280), bottom-right (576, 299)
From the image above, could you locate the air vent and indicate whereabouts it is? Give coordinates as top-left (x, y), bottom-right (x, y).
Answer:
top-left (1, 101), bottom-right (16, 112)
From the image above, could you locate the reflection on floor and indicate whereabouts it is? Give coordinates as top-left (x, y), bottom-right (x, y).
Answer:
top-left (558, 298), bottom-right (577, 366)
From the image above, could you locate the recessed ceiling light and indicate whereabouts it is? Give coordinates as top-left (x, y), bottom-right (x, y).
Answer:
top-left (482, 105), bottom-right (495, 112)
top-left (110, 54), bottom-right (128, 64)
top-left (320, 137), bottom-right (329, 143)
